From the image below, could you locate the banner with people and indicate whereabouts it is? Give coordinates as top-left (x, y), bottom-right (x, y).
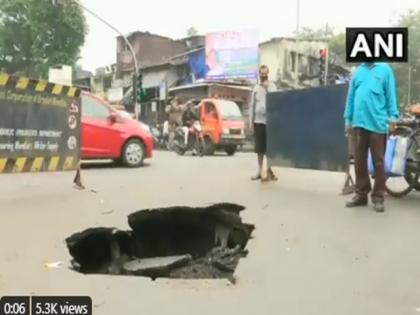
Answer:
top-left (205, 29), bottom-right (259, 81)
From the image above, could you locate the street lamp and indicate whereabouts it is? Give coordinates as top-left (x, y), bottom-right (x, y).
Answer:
top-left (52, 0), bottom-right (140, 118)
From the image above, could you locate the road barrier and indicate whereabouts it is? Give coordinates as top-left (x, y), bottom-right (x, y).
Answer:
top-left (266, 84), bottom-right (349, 172)
top-left (0, 73), bottom-right (81, 174)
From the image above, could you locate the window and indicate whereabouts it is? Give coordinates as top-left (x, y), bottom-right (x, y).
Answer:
top-left (290, 52), bottom-right (296, 72)
top-left (103, 77), bottom-right (112, 90)
top-left (205, 102), bottom-right (216, 114)
top-left (204, 102), bottom-right (218, 119)
top-left (218, 101), bottom-right (242, 121)
top-left (308, 57), bottom-right (318, 76)
top-left (81, 96), bottom-right (110, 119)
top-left (298, 54), bottom-right (303, 72)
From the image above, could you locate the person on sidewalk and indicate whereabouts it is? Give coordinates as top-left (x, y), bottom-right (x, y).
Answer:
top-left (249, 65), bottom-right (278, 182)
top-left (344, 62), bottom-right (400, 212)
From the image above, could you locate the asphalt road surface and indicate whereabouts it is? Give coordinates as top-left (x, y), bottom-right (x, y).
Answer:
top-left (1, 151), bottom-right (420, 315)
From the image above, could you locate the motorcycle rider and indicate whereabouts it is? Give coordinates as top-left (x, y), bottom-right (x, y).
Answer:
top-left (165, 97), bottom-right (187, 149)
top-left (182, 101), bottom-right (199, 153)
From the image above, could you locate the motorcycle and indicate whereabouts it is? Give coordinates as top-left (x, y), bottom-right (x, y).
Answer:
top-left (148, 123), bottom-right (171, 150)
top-left (172, 121), bottom-right (204, 156)
top-left (150, 126), bottom-right (161, 147)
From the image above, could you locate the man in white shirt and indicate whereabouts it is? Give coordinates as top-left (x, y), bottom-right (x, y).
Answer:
top-left (249, 65), bottom-right (278, 181)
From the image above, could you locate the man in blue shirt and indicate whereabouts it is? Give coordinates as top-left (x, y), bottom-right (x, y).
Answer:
top-left (344, 62), bottom-right (399, 212)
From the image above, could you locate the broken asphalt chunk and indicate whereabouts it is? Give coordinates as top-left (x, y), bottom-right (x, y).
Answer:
top-left (123, 255), bottom-right (192, 278)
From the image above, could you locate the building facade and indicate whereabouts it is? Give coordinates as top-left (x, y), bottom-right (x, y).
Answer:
top-left (116, 31), bottom-right (187, 89)
top-left (259, 38), bottom-right (327, 89)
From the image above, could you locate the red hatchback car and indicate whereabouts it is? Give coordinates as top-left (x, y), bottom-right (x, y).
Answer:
top-left (81, 92), bottom-right (153, 167)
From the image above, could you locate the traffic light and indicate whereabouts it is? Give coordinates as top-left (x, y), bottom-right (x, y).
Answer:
top-left (136, 72), bottom-right (147, 102)
top-left (319, 49), bottom-right (326, 86)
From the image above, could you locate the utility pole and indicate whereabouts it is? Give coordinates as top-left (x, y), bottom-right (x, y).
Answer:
top-left (55, 0), bottom-right (140, 118)
top-left (294, 0), bottom-right (300, 88)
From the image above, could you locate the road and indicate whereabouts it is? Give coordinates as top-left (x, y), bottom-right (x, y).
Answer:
top-left (1, 151), bottom-right (420, 315)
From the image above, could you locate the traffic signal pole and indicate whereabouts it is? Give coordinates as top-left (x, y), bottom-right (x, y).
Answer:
top-left (319, 48), bottom-right (329, 86)
top-left (132, 73), bottom-right (138, 117)
top-left (63, 1), bottom-right (141, 118)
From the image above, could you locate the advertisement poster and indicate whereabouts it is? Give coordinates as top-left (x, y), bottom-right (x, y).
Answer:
top-left (205, 29), bottom-right (259, 81)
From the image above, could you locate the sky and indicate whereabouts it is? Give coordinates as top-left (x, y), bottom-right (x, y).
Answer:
top-left (79, 0), bottom-right (420, 72)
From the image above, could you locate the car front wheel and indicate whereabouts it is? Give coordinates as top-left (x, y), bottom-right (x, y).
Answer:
top-left (122, 139), bottom-right (145, 167)
top-left (225, 145), bottom-right (237, 156)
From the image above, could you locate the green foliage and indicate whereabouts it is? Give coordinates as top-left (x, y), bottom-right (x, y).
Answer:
top-left (187, 27), bottom-right (198, 37)
top-left (0, 0), bottom-right (87, 78)
top-left (298, 25), bottom-right (334, 41)
top-left (298, 26), bottom-right (346, 65)
top-left (392, 10), bottom-right (420, 107)
top-left (327, 33), bottom-right (346, 63)
top-left (300, 10), bottom-right (420, 108)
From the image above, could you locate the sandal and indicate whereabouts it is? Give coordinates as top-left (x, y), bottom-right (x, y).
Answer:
top-left (267, 169), bottom-right (278, 181)
top-left (261, 176), bottom-right (270, 183)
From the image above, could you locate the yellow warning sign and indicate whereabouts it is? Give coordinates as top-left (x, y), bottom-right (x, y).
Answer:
top-left (0, 73), bottom-right (81, 174)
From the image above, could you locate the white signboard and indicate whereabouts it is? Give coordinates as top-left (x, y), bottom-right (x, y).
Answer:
top-left (107, 87), bottom-right (123, 103)
top-left (159, 81), bottom-right (167, 101)
top-left (48, 65), bottom-right (72, 86)
top-left (151, 101), bottom-right (157, 112)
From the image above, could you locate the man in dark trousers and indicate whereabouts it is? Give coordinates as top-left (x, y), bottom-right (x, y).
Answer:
top-left (344, 62), bottom-right (400, 212)
top-left (249, 65), bottom-right (278, 182)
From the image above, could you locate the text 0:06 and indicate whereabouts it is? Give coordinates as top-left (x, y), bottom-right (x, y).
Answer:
top-left (3, 303), bottom-right (26, 315)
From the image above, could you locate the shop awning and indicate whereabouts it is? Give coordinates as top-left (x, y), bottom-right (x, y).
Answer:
top-left (142, 69), bottom-right (179, 89)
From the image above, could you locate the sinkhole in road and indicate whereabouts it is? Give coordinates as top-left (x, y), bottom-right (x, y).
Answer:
top-left (65, 203), bottom-right (254, 281)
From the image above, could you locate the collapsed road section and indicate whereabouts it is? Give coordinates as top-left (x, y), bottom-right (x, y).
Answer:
top-left (66, 203), bottom-right (254, 280)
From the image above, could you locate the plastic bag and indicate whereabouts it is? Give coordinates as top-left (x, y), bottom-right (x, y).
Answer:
top-left (368, 136), bottom-right (410, 177)
top-left (368, 136), bottom-right (396, 176)
top-left (390, 136), bottom-right (410, 176)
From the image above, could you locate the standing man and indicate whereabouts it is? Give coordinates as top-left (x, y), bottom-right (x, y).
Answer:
top-left (250, 65), bottom-right (278, 182)
top-left (166, 96), bottom-right (184, 128)
top-left (166, 97), bottom-right (186, 148)
top-left (344, 62), bottom-right (399, 212)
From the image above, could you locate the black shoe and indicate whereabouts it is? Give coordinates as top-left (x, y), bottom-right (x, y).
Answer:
top-left (373, 202), bottom-right (385, 212)
top-left (346, 195), bottom-right (368, 208)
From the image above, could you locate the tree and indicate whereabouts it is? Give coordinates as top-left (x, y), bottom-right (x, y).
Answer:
top-left (392, 10), bottom-right (420, 108)
top-left (0, 0), bottom-right (87, 78)
top-left (327, 33), bottom-right (346, 63)
top-left (297, 25), bottom-right (346, 69)
top-left (187, 27), bottom-right (198, 37)
top-left (298, 24), bottom-right (334, 41)
top-left (300, 11), bottom-right (420, 108)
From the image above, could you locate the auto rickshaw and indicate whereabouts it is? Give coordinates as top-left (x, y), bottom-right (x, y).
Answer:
top-left (197, 98), bottom-right (245, 156)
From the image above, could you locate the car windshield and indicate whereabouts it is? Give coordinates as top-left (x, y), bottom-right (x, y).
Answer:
top-left (218, 101), bottom-right (242, 121)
